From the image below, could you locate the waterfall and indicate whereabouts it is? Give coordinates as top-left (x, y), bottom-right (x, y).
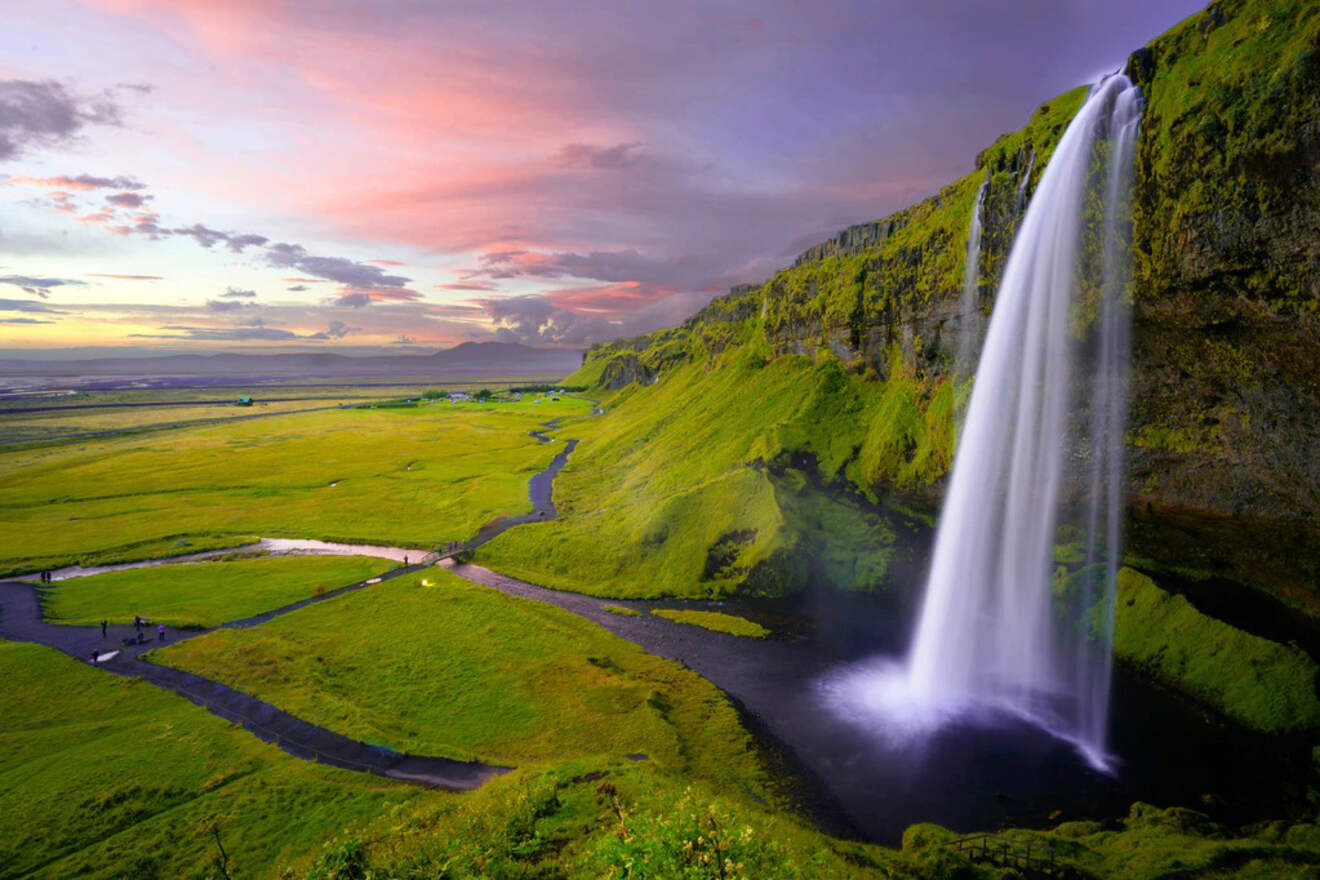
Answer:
top-left (904, 73), bottom-right (1142, 769)
top-left (1016, 150), bottom-right (1036, 213)
top-left (955, 178), bottom-right (987, 383)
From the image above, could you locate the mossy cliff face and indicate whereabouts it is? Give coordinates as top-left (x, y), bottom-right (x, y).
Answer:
top-left (576, 0), bottom-right (1320, 608)
top-left (1122, 0), bottom-right (1320, 605)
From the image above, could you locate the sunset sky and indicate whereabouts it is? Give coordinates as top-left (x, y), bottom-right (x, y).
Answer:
top-left (1, 0), bottom-right (1203, 357)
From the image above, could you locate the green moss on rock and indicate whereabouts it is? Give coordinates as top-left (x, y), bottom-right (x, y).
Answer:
top-left (1112, 568), bottom-right (1320, 733)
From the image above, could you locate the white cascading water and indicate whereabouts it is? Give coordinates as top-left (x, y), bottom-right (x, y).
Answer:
top-left (903, 73), bottom-right (1142, 769)
top-left (955, 178), bottom-right (987, 383)
top-left (1015, 150), bottom-right (1036, 214)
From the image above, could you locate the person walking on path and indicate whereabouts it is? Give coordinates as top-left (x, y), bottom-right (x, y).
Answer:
top-left (157, 624), bottom-right (166, 643)
top-left (101, 620), bottom-right (107, 638)
top-left (134, 615), bottom-right (141, 631)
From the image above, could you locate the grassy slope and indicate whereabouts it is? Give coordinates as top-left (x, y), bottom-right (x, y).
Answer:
top-left (1112, 567), bottom-right (1320, 733)
top-left (0, 398), bottom-right (587, 574)
top-left (478, 348), bottom-right (932, 598)
top-left (0, 639), bottom-right (421, 879)
top-left (651, 608), bottom-right (770, 639)
top-left (44, 554), bottom-right (391, 627)
top-left (288, 757), bottom-right (931, 879)
top-left (155, 569), bottom-right (768, 794)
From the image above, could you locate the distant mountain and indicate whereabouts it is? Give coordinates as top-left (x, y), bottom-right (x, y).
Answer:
top-left (0, 342), bottom-right (583, 380)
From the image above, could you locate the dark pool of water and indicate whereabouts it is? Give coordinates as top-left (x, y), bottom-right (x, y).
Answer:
top-left (675, 586), bottom-right (1312, 845)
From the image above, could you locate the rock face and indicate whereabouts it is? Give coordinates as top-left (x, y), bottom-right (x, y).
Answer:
top-left (580, 0), bottom-right (1320, 608)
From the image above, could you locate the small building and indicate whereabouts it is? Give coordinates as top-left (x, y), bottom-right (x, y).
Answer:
top-left (236, 396), bottom-right (254, 406)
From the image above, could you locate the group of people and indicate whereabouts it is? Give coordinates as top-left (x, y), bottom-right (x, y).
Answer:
top-left (36, 570), bottom-right (54, 583)
top-left (89, 615), bottom-right (166, 666)
top-left (132, 615), bottom-right (167, 643)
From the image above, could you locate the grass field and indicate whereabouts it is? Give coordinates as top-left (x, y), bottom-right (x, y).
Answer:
top-left (0, 639), bottom-right (424, 879)
top-left (0, 397), bottom-right (589, 575)
top-left (651, 607), bottom-right (771, 638)
top-left (0, 400), bottom-right (342, 443)
top-left (155, 569), bottom-right (770, 793)
top-left (44, 554), bottom-right (391, 628)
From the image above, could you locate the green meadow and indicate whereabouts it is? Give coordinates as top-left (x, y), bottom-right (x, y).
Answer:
top-left (0, 397), bottom-right (589, 575)
top-left (155, 569), bottom-right (768, 790)
top-left (44, 554), bottom-right (390, 628)
top-left (0, 639), bottom-right (423, 879)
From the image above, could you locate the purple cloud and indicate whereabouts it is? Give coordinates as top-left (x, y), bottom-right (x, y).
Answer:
top-left (0, 79), bottom-right (122, 160)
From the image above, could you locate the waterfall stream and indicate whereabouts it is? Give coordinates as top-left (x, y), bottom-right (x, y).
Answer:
top-left (955, 178), bottom-right (987, 384)
top-left (824, 73), bottom-right (1143, 772)
top-left (907, 73), bottom-right (1142, 769)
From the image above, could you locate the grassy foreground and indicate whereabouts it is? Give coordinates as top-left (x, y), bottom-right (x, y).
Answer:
top-left (155, 569), bottom-right (769, 791)
top-left (0, 398), bottom-right (587, 575)
top-left (0, 639), bottom-right (422, 879)
top-left (44, 554), bottom-right (390, 628)
top-left (6, 630), bottom-right (1315, 879)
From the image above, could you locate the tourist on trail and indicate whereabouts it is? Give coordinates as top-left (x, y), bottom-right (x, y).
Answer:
top-left (157, 624), bottom-right (166, 643)
top-left (134, 615), bottom-right (141, 630)
top-left (101, 620), bottom-right (107, 638)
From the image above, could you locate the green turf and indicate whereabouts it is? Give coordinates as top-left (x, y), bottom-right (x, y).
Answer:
top-left (155, 569), bottom-right (770, 794)
top-left (0, 639), bottom-right (423, 879)
top-left (601, 603), bottom-right (643, 617)
top-left (1111, 567), bottom-right (1320, 733)
top-left (651, 608), bottom-right (770, 639)
top-left (0, 398), bottom-right (589, 575)
top-left (44, 555), bottom-right (391, 628)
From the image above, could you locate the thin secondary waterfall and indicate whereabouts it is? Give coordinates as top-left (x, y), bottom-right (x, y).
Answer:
top-left (1016, 150), bottom-right (1036, 214)
top-left (955, 178), bottom-right (987, 382)
top-left (904, 73), bottom-right (1142, 768)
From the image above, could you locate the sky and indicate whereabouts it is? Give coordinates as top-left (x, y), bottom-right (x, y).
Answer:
top-left (0, 0), bottom-right (1205, 358)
